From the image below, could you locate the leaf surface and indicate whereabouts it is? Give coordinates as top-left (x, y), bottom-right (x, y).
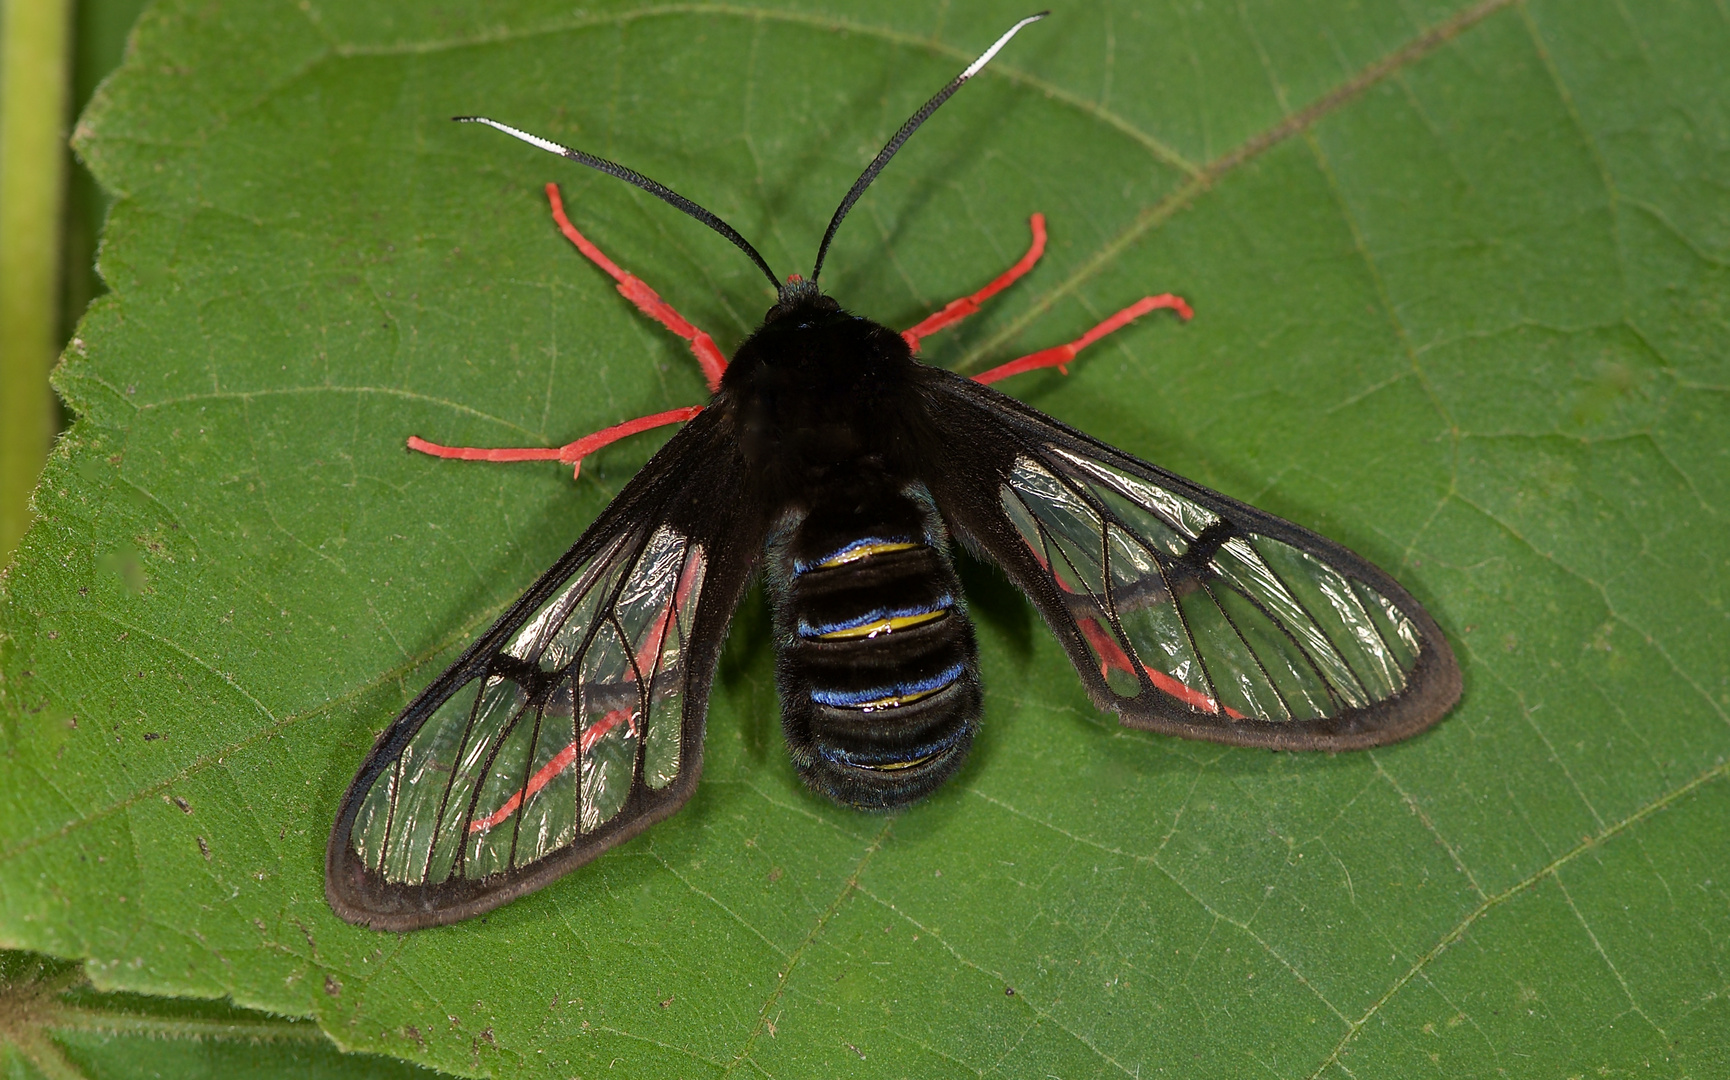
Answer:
top-left (3, 1), bottom-right (1727, 1076)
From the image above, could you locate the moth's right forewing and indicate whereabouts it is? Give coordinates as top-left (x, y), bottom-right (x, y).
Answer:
top-left (326, 409), bottom-right (759, 931)
top-left (919, 370), bottom-right (1459, 751)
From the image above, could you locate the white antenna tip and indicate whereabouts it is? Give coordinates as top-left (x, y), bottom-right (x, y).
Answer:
top-left (960, 11), bottom-right (1047, 80)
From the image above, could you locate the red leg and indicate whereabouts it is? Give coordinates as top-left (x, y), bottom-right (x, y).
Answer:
top-left (972, 294), bottom-right (1193, 386)
top-left (901, 214), bottom-right (1047, 354)
top-left (408, 405), bottom-right (702, 480)
top-left (410, 185), bottom-right (722, 480)
top-left (545, 183), bottom-right (728, 392)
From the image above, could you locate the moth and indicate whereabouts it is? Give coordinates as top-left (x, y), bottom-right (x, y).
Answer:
top-left (327, 14), bottom-right (1460, 931)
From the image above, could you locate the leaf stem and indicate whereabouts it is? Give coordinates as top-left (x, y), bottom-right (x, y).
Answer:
top-left (0, 0), bottom-right (74, 565)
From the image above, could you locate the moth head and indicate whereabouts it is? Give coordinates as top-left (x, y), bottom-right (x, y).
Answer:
top-left (763, 276), bottom-right (840, 326)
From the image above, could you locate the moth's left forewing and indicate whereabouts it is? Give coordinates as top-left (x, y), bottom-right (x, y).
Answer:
top-left (327, 412), bottom-right (758, 930)
top-left (920, 372), bottom-right (1460, 750)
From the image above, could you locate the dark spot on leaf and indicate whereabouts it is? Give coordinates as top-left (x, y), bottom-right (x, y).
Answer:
top-left (143, 732), bottom-right (164, 741)
top-left (1005, 986), bottom-right (1015, 996)
top-left (197, 837), bottom-right (210, 860)
top-left (173, 796), bottom-right (191, 813)
top-left (325, 974), bottom-right (342, 997)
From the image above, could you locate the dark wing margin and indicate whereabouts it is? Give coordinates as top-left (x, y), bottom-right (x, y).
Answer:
top-left (918, 369), bottom-right (1460, 750)
top-left (326, 408), bottom-right (759, 931)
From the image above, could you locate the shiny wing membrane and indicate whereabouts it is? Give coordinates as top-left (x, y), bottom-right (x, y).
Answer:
top-left (326, 409), bottom-right (756, 930)
top-left (922, 371), bottom-right (1460, 750)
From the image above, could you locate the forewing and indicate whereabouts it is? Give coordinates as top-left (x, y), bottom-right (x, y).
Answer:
top-left (921, 371), bottom-right (1459, 750)
top-left (326, 410), bottom-right (757, 930)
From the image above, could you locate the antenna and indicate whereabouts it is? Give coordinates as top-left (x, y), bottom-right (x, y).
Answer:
top-left (810, 12), bottom-right (1047, 284)
top-left (456, 116), bottom-right (784, 294)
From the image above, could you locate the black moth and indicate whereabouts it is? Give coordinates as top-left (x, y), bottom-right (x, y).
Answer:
top-left (327, 15), bottom-right (1460, 931)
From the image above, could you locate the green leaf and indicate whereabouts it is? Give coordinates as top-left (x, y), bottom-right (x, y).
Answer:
top-left (4, 0), bottom-right (1728, 1076)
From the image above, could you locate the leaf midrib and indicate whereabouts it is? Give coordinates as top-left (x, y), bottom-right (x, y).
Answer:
top-left (319, 2), bottom-right (1202, 176)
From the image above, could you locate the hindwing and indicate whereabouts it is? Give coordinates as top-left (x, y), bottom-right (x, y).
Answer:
top-left (921, 371), bottom-right (1460, 749)
top-left (326, 409), bottom-right (757, 930)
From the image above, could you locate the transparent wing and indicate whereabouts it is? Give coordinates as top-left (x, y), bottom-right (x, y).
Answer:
top-left (924, 372), bottom-right (1459, 749)
top-left (327, 412), bottom-right (755, 929)
top-left (348, 524), bottom-right (704, 885)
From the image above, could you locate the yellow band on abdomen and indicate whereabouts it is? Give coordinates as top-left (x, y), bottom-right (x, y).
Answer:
top-left (816, 608), bottom-right (946, 640)
top-left (817, 541), bottom-right (920, 568)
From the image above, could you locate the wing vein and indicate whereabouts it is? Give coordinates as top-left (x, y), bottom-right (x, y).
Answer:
top-left (505, 698), bottom-right (552, 871)
top-left (1221, 580), bottom-right (1351, 716)
top-left (376, 754), bottom-right (404, 875)
top-left (421, 676), bottom-right (492, 883)
top-left (1202, 579), bottom-right (1292, 719)
top-left (1038, 449), bottom-right (1226, 713)
top-left (1263, 548), bottom-right (1374, 706)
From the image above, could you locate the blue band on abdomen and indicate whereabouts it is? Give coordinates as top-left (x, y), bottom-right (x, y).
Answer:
top-left (796, 598), bottom-right (952, 639)
top-left (810, 662), bottom-right (966, 708)
top-left (793, 536), bottom-right (918, 574)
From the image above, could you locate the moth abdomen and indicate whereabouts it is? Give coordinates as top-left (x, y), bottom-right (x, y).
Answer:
top-left (768, 484), bottom-right (981, 810)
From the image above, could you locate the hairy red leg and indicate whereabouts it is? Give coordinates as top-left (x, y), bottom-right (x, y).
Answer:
top-left (544, 183), bottom-right (728, 391)
top-left (408, 406), bottom-right (702, 480)
top-left (408, 185), bottom-right (724, 480)
top-left (972, 294), bottom-right (1194, 386)
top-left (897, 213), bottom-right (1191, 384)
top-left (902, 214), bottom-right (1047, 354)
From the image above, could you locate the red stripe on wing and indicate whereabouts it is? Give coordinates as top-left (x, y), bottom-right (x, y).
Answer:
top-left (467, 706), bottom-right (635, 834)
